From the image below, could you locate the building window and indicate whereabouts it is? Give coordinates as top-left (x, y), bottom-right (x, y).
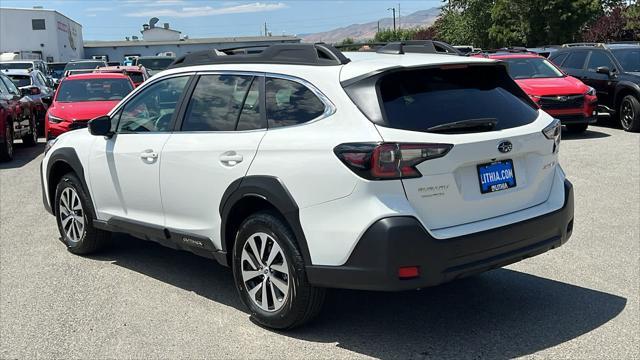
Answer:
top-left (32, 19), bottom-right (46, 30)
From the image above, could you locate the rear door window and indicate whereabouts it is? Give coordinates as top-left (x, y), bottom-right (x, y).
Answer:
top-left (369, 65), bottom-right (538, 132)
top-left (586, 51), bottom-right (615, 72)
top-left (563, 51), bottom-right (588, 69)
top-left (266, 78), bottom-right (325, 128)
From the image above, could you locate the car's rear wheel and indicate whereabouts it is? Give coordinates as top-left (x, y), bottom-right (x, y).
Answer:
top-left (55, 173), bottom-right (110, 254)
top-left (0, 122), bottom-right (13, 162)
top-left (232, 212), bottom-right (325, 329)
top-left (566, 123), bottom-right (588, 133)
top-left (22, 114), bottom-right (38, 146)
top-left (619, 95), bottom-right (640, 132)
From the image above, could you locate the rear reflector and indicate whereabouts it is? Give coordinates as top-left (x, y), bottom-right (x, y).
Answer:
top-left (334, 142), bottom-right (453, 180)
top-left (398, 266), bottom-right (420, 279)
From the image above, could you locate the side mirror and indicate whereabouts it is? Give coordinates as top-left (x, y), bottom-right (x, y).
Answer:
top-left (596, 66), bottom-right (611, 76)
top-left (88, 115), bottom-right (113, 137)
top-left (42, 96), bottom-right (53, 106)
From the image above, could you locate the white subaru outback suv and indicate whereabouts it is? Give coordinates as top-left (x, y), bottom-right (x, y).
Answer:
top-left (41, 42), bottom-right (574, 329)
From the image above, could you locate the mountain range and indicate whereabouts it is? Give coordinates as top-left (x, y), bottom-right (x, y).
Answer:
top-left (300, 8), bottom-right (441, 44)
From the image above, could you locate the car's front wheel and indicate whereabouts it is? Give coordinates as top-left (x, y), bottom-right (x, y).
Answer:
top-left (619, 95), bottom-right (640, 132)
top-left (232, 212), bottom-right (325, 329)
top-left (55, 173), bottom-right (110, 254)
top-left (0, 122), bottom-right (13, 162)
top-left (22, 114), bottom-right (38, 146)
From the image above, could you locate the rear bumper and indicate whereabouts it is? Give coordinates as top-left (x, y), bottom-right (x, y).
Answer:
top-left (306, 179), bottom-right (574, 291)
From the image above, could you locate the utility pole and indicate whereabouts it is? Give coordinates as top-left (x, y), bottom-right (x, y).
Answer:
top-left (387, 7), bottom-right (396, 31)
top-left (377, 21), bottom-right (380, 33)
top-left (398, 3), bottom-right (401, 29)
top-left (264, 22), bottom-right (268, 37)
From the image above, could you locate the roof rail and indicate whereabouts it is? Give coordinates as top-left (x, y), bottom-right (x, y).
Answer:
top-left (168, 43), bottom-right (350, 69)
top-left (561, 42), bottom-right (598, 48)
top-left (376, 40), bottom-right (462, 55)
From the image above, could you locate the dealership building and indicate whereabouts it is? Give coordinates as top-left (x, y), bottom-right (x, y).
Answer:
top-left (0, 7), bottom-right (84, 62)
top-left (83, 20), bottom-right (300, 63)
top-left (0, 7), bottom-right (300, 64)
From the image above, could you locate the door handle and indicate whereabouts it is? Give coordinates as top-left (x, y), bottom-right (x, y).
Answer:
top-left (140, 149), bottom-right (158, 163)
top-left (220, 151), bottom-right (243, 166)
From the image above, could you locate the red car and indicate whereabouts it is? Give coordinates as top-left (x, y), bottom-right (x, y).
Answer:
top-left (478, 53), bottom-right (598, 133)
top-left (45, 73), bottom-right (134, 139)
top-left (94, 65), bottom-right (150, 87)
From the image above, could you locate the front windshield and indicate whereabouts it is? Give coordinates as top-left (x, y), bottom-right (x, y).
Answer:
top-left (503, 58), bottom-right (564, 79)
top-left (56, 78), bottom-right (133, 102)
top-left (0, 63), bottom-right (32, 70)
top-left (7, 75), bottom-right (31, 87)
top-left (63, 61), bottom-right (105, 72)
top-left (612, 49), bottom-right (640, 72)
top-left (137, 58), bottom-right (174, 70)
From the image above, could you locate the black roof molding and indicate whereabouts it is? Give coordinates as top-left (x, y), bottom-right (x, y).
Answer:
top-left (376, 40), bottom-right (462, 55)
top-left (168, 43), bottom-right (351, 68)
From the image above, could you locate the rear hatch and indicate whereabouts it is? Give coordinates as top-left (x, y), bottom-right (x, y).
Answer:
top-left (343, 63), bottom-right (559, 231)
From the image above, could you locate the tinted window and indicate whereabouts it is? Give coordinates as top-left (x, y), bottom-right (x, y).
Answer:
top-left (56, 78), bottom-right (133, 102)
top-left (266, 78), bottom-right (325, 128)
top-left (587, 51), bottom-right (615, 72)
top-left (182, 75), bottom-right (254, 132)
top-left (7, 75), bottom-right (31, 88)
top-left (549, 53), bottom-right (568, 66)
top-left (32, 19), bottom-right (45, 30)
top-left (127, 72), bottom-right (145, 84)
top-left (563, 51), bottom-right (588, 69)
top-left (136, 58), bottom-right (174, 70)
top-left (117, 76), bottom-right (189, 132)
top-left (376, 66), bottom-right (538, 132)
top-left (503, 58), bottom-right (564, 79)
top-left (612, 49), bottom-right (640, 72)
top-left (63, 61), bottom-right (106, 72)
top-left (237, 78), bottom-right (262, 131)
top-left (0, 63), bottom-right (33, 70)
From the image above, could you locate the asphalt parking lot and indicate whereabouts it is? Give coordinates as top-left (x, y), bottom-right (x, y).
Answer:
top-left (0, 122), bottom-right (638, 359)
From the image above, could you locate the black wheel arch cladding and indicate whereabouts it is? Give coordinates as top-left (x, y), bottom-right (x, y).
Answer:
top-left (220, 175), bottom-right (312, 266)
top-left (46, 147), bottom-right (96, 217)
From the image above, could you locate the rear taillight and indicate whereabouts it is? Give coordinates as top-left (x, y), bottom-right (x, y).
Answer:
top-left (334, 143), bottom-right (453, 180)
top-left (542, 118), bottom-right (561, 153)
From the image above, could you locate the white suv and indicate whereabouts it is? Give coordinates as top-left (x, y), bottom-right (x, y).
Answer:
top-left (41, 42), bottom-right (574, 329)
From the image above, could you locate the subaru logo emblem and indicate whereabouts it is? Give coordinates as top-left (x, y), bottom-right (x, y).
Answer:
top-left (498, 141), bottom-right (513, 153)
top-left (557, 96), bottom-right (568, 102)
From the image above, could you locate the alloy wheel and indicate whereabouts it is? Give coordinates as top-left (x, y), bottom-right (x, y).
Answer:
top-left (5, 125), bottom-right (13, 158)
top-left (59, 187), bottom-right (85, 243)
top-left (621, 99), bottom-right (634, 130)
top-left (240, 232), bottom-right (290, 312)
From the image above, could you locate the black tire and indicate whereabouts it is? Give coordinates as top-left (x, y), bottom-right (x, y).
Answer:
top-left (232, 211), bottom-right (325, 329)
top-left (619, 95), bottom-right (640, 132)
top-left (22, 114), bottom-right (38, 147)
top-left (566, 123), bottom-right (589, 133)
top-left (0, 122), bottom-right (13, 162)
top-left (54, 172), bottom-right (110, 254)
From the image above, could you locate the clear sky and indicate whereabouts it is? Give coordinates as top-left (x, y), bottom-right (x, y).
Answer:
top-left (0, 0), bottom-right (442, 40)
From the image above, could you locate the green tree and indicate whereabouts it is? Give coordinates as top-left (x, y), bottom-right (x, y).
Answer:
top-left (374, 28), bottom-right (419, 42)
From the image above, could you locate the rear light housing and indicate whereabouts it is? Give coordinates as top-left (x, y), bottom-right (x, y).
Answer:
top-left (542, 118), bottom-right (561, 153)
top-left (334, 142), bottom-right (453, 180)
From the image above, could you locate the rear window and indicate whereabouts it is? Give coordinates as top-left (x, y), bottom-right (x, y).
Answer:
top-left (136, 58), bottom-right (174, 70)
top-left (0, 63), bottom-right (32, 70)
top-left (7, 75), bottom-right (31, 88)
top-left (56, 78), bottom-right (133, 102)
top-left (127, 72), bottom-right (145, 84)
top-left (346, 65), bottom-right (538, 133)
top-left (63, 61), bottom-right (105, 72)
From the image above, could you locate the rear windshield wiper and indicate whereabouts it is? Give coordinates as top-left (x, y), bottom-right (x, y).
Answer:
top-left (427, 118), bottom-right (498, 133)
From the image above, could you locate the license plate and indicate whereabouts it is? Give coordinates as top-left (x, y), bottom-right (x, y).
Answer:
top-left (477, 160), bottom-right (517, 194)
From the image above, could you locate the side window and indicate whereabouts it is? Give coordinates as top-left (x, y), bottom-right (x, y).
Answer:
top-left (2, 77), bottom-right (19, 95)
top-left (36, 72), bottom-right (47, 86)
top-left (266, 78), bottom-right (326, 128)
top-left (563, 51), bottom-right (588, 69)
top-left (0, 77), bottom-right (8, 94)
top-left (550, 53), bottom-right (568, 67)
top-left (117, 76), bottom-right (189, 133)
top-left (181, 74), bottom-right (255, 132)
top-left (587, 51), bottom-right (615, 72)
top-left (237, 78), bottom-right (262, 131)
